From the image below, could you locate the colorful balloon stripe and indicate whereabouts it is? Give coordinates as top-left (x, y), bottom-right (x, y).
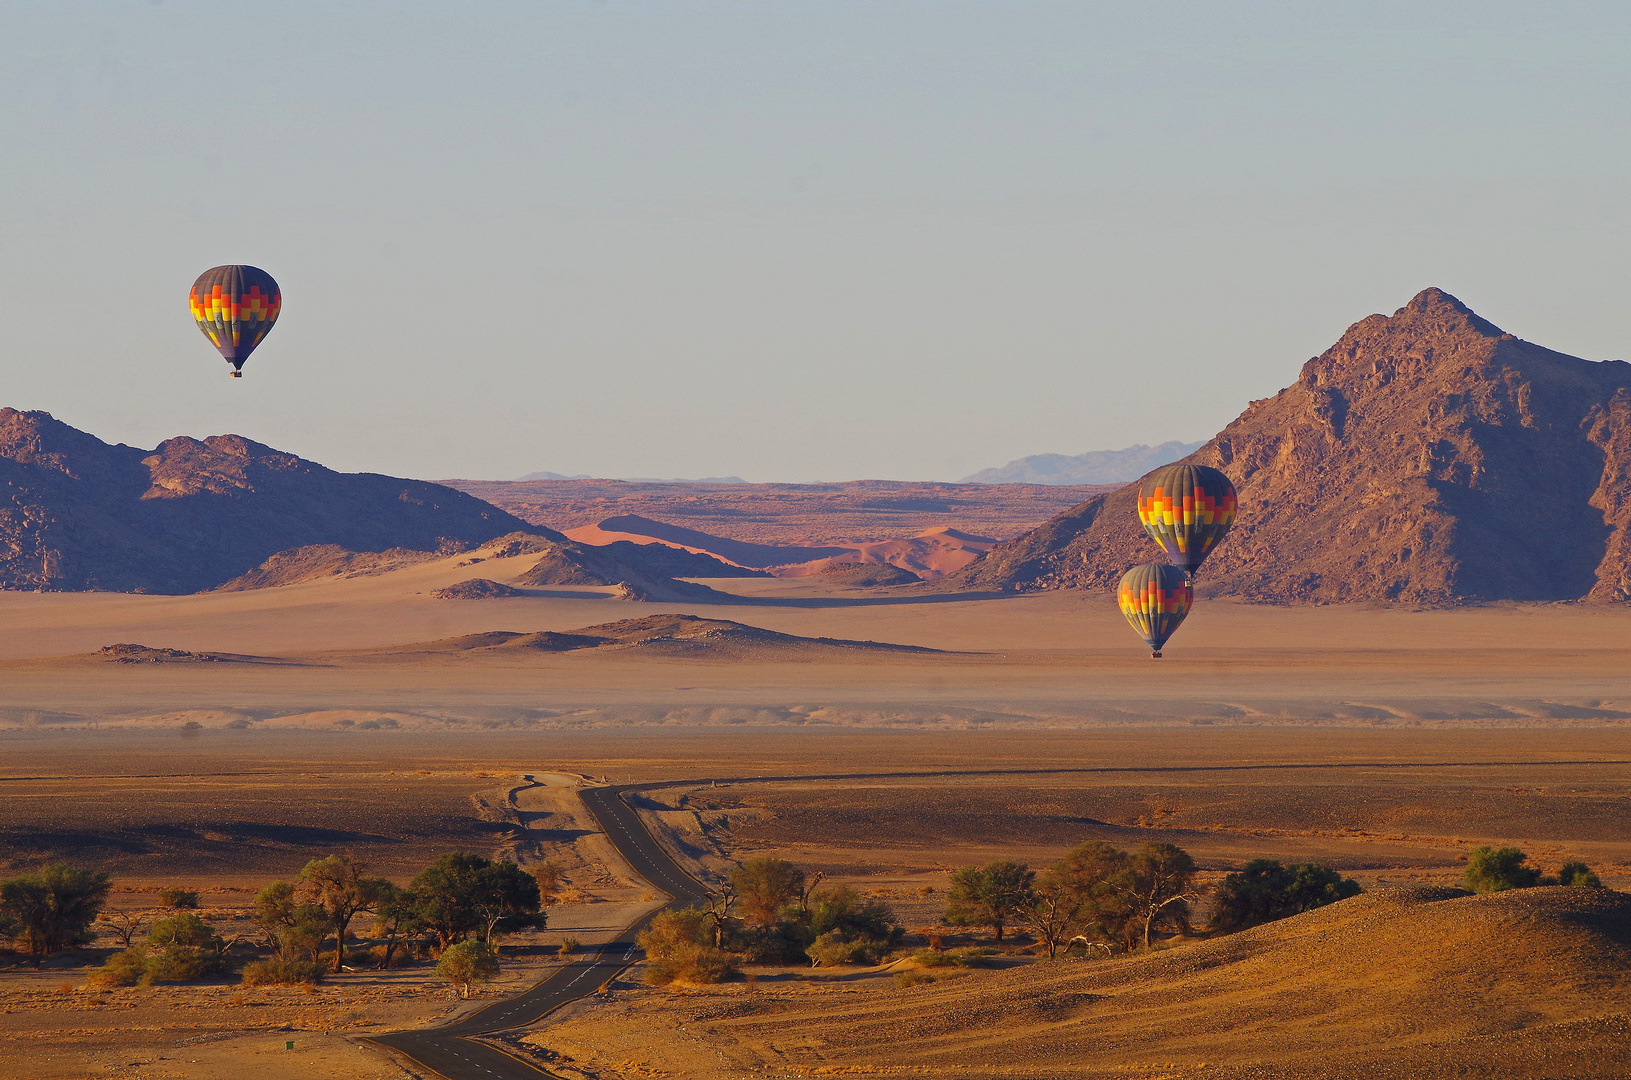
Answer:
top-left (1136, 464), bottom-right (1237, 572)
top-left (189, 265), bottom-right (281, 374)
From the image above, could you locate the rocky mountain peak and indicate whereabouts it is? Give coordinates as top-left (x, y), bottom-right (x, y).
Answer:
top-left (949, 290), bottom-right (1631, 604)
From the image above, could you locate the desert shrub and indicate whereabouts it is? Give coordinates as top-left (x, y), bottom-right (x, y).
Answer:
top-left (158, 888), bottom-right (200, 910)
top-left (808, 886), bottom-right (903, 946)
top-left (808, 930), bottom-right (889, 967)
top-left (1557, 862), bottom-right (1603, 888)
top-left (557, 936), bottom-right (581, 956)
top-left (436, 940), bottom-right (500, 997)
top-left (241, 959), bottom-right (325, 986)
top-left (1464, 846), bottom-right (1541, 893)
top-left (912, 949), bottom-right (959, 968)
top-left (146, 945), bottom-right (226, 983)
top-left (88, 947), bottom-right (150, 988)
top-left (738, 922), bottom-right (813, 964)
top-left (895, 970), bottom-right (935, 988)
top-left (148, 913), bottom-right (218, 949)
top-left (1210, 860), bottom-right (1362, 933)
top-left (644, 942), bottom-right (737, 986)
top-left (637, 909), bottom-right (712, 958)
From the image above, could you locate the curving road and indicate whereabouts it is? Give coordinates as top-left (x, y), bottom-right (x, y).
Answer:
top-left (369, 784), bottom-right (711, 1079)
top-left (371, 757), bottom-right (1621, 1077)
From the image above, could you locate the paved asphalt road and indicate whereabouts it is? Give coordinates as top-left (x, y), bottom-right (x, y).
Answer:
top-left (369, 784), bottom-right (712, 1079)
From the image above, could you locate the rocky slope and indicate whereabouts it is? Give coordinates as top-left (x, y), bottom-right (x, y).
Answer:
top-left (949, 289), bottom-right (1631, 603)
top-left (0, 410), bottom-right (536, 594)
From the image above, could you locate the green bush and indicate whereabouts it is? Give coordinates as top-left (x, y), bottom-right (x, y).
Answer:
top-left (146, 945), bottom-right (227, 983)
top-left (895, 970), bottom-right (935, 988)
top-left (1557, 862), bottom-right (1603, 888)
top-left (1210, 860), bottom-right (1362, 932)
top-left (88, 947), bottom-right (150, 988)
top-left (436, 940), bottom-right (501, 997)
top-left (158, 888), bottom-right (200, 910)
top-left (1463, 846), bottom-right (1541, 893)
top-left (808, 930), bottom-right (889, 967)
top-left (912, 949), bottom-right (959, 968)
top-left (241, 959), bottom-right (325, 986)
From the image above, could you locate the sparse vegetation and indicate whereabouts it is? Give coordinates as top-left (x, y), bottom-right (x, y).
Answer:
top-left (1463, 846), bottom-right (1604, 892)
top-left (157, 888), bottom-right (200, 909)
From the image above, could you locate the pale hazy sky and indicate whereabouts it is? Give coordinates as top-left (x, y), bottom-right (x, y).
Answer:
top-left (2, 2), bottom-right (1628, 482)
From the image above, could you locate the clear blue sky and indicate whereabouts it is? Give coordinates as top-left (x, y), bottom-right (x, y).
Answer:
top-left (2, 2), bottom-right (1627, 482)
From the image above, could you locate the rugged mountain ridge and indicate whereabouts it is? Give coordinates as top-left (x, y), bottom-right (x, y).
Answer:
top-left (949, 289), bottom-right (1631, 603)
top-left (0, 410), bottom-right (539, 594)
top-left (962, 440), bottom-right (1204, 484)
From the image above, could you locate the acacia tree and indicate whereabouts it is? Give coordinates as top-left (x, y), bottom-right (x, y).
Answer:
top-left (944, 861), bottom-right (1034, 943)
top-left (370, 882), bottom-right (419, 970)
top-left (1, 864), bottom-right (112, 966)
top-left (298, 855), bottom-right (388, 972)
top-left (253, 880), bottom-right (328, 962)
top-left (99, 909), bottom-right (146, 949)
top-left (411, 853), bottom-right (544, 951)
top-left (472, 861), bottom-right (545, 943)
top-left (731, 858), bottom-right (805, 929)
top-left (1112, 842), bottom-right (1198, 948)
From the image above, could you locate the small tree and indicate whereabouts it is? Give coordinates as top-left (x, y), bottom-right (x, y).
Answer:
top-left (944, 861), bottom-right (1034, 943)
top-left (370, 882), bottom-right (420, 969)
top-left (1464, 846), bottom-right (1540, 893)
top-left (1210, 860), bottom-right (1361, 933)
top-left (531, 862), bottom-right (562, 907)
top-left (436, 939), bottom-right (500, 998)
top-left (731, 858), bottom-right (805, 930)
top-left (1024, 872), bottom-right (1094, 958)
top-left (98, 909), bottom-right (146, 949)
top-left (1, 864), bottom-right (112, 965)
top-left (158, 888), bottom-right (199, 910)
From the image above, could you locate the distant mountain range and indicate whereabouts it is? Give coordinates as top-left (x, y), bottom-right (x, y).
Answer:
top-left (517, 470), bottom-right (748, 484)
top-left (961, 441), bottom-right (1204, 485)
top-left (948, 288), bottom-right (1631, 604)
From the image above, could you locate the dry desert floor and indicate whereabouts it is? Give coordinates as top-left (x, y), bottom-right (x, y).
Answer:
top-left (1, 552), bottom-right (1629, 1078)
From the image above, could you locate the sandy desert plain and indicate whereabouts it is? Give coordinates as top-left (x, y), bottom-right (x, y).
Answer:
top-left (3, 544), bottom-right (1631, 1080)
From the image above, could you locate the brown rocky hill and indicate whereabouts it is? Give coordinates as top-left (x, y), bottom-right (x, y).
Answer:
top-left (949, 289), bottom-right (1631, 603)
top-left (0, 409), bottom-right (539, 594)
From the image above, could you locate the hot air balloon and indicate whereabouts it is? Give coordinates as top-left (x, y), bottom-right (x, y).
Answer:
top-left (1117, 563), bottom-right (1192, 658)
top-left (188, 265), bottom-right (281, 377)
top-left (1136, 463), bottom-right (1237, 577)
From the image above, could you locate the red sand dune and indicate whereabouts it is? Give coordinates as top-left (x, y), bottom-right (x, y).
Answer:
top-left (565, 515), bottom-right (995, 579)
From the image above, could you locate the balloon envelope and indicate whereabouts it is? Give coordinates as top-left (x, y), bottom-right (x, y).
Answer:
top-left (189, 265), bottom-right (280, 375)
top-left (1136, 464), bottom-right (1237, 574)
top-left (1117, 562), bottom-right (1193, 656)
